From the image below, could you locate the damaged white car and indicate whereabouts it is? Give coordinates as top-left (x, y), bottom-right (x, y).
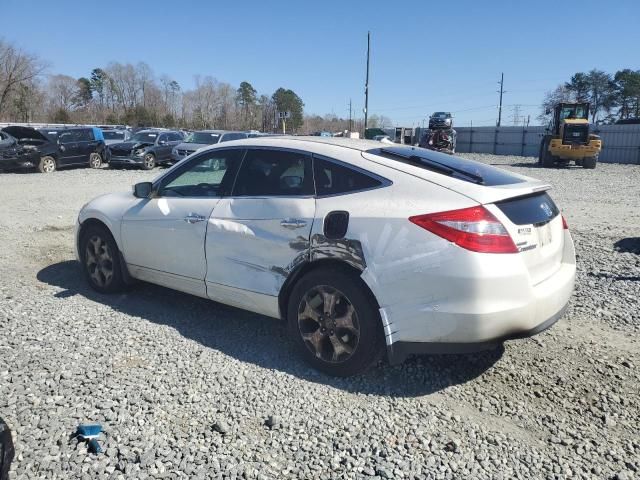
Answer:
top-left (76, 137), bottom-right (576, 376)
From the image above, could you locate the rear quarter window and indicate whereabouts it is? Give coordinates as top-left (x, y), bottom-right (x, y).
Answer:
top-left (314, 156), bottom-right (385, 196)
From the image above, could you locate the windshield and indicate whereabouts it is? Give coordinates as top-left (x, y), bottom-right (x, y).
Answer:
top-left (433, 112), bottom-right (450, 118)
top-left (130, 132), bottom-right (158, 143)
top-left (103, 131), bottom-right (125, 140)
top-left (185, 132), bottom-right (221, 144)
top-left (560, 105), bottom-right (588, 120)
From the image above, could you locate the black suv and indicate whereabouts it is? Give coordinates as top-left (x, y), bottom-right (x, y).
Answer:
top-left (428, 112), bottom-right (453, 130)
top-left (108, 130), bottom-right (184, 169)
top-left (1, 126), bottom-right (107, 173)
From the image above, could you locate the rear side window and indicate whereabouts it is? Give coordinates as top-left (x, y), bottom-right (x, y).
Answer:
top-left (314, 157), bottom-right (383, 196)
top-left (495, 192), bottom-right (559, 225)
top-left (233, 149), bottom-right (313, 197)
top-left (370, 146), bottom-right (525, 186)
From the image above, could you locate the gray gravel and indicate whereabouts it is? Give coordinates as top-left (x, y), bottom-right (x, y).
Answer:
top-left (0, 157), bottom-right (639, 479)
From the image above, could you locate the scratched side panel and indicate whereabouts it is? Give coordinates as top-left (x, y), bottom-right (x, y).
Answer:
top-left (205, 197), bottom-right (315, 316)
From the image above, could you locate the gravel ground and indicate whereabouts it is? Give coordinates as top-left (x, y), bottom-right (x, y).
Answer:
top-left (0, 155), bottom-right (639, 480)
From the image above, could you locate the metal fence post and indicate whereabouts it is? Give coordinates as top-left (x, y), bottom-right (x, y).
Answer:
top-left (521, 126), bottom-right (526, 157)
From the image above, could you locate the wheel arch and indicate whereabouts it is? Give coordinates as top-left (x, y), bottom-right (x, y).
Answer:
top-left (278, 258), bottom-right (380, 320)
top-left (77, 217), bottom-right (115, 251)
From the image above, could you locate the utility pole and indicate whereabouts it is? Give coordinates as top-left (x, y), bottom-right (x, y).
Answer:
top-left (364, 31), bottom-right (370, 132)
top-left (348, 98), bottom-right (353, 132)
top-left (497, 72), bottom-right (505, 127)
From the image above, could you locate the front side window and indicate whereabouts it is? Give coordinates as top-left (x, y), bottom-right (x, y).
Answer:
top-left (159, 149), bottom-right (244, 198)
top-left (314, 157), bottom-right (383, 196)
top-left (232, 149), bottom-right (313, 197)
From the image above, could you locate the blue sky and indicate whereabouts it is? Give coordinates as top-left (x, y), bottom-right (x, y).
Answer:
top-left (3, 0), bottom-right (639, 126)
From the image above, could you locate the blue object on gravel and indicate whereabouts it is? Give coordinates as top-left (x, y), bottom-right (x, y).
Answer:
top-left (75, 423), bottom-right (103, 454)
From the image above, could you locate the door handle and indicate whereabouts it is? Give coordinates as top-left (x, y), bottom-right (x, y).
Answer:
top-left (184, 213), bottom-right (206, 224)
top-left (280, 218), bottom-right (307, 229)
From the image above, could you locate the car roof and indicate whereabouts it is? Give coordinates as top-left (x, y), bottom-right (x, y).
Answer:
top-left (196, 135), bottom-right (386, 153)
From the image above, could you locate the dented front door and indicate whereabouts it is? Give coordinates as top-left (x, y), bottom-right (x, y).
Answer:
top-left (204, 197), bottom-right (315, 316)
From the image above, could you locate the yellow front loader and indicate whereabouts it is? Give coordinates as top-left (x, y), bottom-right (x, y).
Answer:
top-left (539, 102), bottom-right (602, 169)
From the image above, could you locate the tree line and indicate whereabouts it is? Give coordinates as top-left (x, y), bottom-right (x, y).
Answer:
top-left (0, 38), bottom-right (366, 134)
top-left (540, 69), bottom-right (640, 124)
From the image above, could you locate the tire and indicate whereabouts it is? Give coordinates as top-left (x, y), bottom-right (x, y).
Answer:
top-left (539, 139), bottom-right (555, 168)
top-left (142, 153), bottom-right (156, 170)
top-left (582, 156), bottom-right (597, 169)
top-left (79, 224), bottom-right (127, 293)
top-left (89, 152), bottom-right (103, 169)
top-left (287, 267), bottom-right (384, 376)
top-left (37, 155), bottom-right (57, 173)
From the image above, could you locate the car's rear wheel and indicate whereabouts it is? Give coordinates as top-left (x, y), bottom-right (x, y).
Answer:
top-left (80, 225), bottom-right (126, 293)
top-left (142, 153), bottom-right (156, 170)
top-left (287, 267), bottom-right (384, 376)
top-left (89, 152), bottom-right (103, 169)
top-left (38, 155), bottom-right (56, 173)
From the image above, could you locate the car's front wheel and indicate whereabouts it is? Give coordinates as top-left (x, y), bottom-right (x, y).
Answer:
top-left (80, 225), bottom-right (126, 293)
top-left (288, 267), bottom-right (384, 376)
top-left (142, 153), bottom-right (156, 170)
top-left (38, 155), bottom-right (56, 173)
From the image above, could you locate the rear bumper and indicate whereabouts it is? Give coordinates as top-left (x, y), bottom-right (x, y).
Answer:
top-left (387, 301), bottom-right (568, 364)
top-left (368, 230), bottom-right (576, 364)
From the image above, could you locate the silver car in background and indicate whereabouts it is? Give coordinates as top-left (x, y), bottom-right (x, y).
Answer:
top-left (76, 137), bottom-right (575, 376)
top-left (171, 130), bottom-right (248, 164)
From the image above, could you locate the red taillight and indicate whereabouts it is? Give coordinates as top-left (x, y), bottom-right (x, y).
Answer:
top-left (561, 215), bottom-right (569, 230)
top-left (409, 206), bottom-right (518, 254)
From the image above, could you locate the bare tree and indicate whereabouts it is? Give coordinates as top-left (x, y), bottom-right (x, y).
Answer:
top-left (0, 39), bottom-right (47, 120)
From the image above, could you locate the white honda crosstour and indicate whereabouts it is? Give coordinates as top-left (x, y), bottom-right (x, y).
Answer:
top-left (76, 137), bottom-right (575, 376)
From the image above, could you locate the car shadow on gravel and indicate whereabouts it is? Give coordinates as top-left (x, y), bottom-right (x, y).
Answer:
top-left (614, 237), bottom-right (640, 254)
top-left (37, 260), bottom-right (503, 398)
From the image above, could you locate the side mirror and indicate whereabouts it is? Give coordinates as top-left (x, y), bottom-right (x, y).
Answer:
top-left (133, 182), bottom-right (153, 198)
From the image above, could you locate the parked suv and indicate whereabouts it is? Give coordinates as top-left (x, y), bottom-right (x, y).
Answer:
top-left (171, 130), bottom-right (248, 163)
top-left (429, 112), bottom-right (453, 130)
top-left (1, 126), bottom-right (106, 173)
top-left (108, 130), bottom-right (184, 169)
